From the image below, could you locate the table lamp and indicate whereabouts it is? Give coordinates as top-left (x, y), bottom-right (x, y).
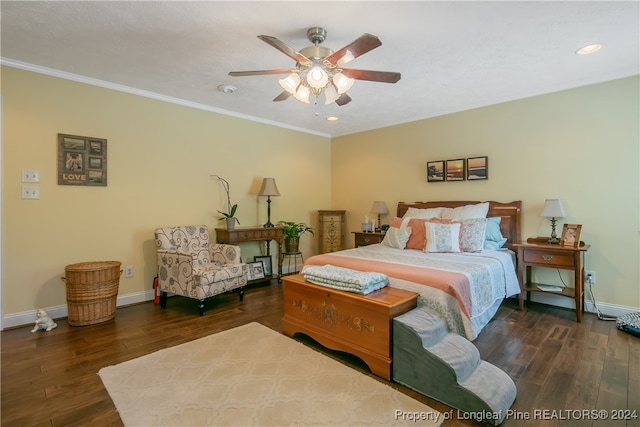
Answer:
top-left (258, 178), bottom-right (281, 227)
top-left (370, 201), bottom-right (389, 231)
top-left (540, 199), bottom-right (566, 244)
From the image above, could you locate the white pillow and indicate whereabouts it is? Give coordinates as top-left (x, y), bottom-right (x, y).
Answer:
top-left (441, 202), bottom-right (489, 220)
top-left (381, 227), bottom-right (412, 249)
top-left (424, 222), bottom-right (462, 253)
top-left (403, 207), bottom-right (444, 219)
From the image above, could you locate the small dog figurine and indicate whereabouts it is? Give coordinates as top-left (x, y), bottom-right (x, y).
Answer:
top-left (31, 309), bottom-right (57, 333)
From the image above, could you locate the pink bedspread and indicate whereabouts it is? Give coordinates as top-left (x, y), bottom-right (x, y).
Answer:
top-left (304, 253), bottom-right (473, 317)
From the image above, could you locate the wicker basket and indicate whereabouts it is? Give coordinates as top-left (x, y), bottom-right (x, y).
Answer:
top-left (61, 261), bottom-right (122, 326)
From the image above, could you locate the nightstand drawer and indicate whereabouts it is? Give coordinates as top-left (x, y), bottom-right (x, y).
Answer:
top-left (522, 249), bottom-right (575, 267)
top-left (355, 233), bottom-right (384, 246)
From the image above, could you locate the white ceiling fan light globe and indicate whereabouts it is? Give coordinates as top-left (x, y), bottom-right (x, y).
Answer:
top-left (294, 85), bottom-right (311, 103)
top-left (278, 73), bottom-right (300, 95)
top-left (306, 65), bottom-right (329, 89)
top-left (324, 85), bottom-right (339, 105)
top-left (333, 72), bottom-right (355, 94)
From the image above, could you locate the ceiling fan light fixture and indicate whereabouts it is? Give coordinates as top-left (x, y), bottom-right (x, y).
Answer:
top-left (324, 85), bottom-right (339, 104)
top-left (307, 65), bottom-right (329, 89)
top-left (294, 85), bottom-right (311, 103)
top-left (333, 72), bottom-right (354, 94)
top-left (279, 73), bottom-right (300, 95)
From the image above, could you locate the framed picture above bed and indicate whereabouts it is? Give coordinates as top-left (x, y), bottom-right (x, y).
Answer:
top-left (445, 159), bottom-right (465, 181)
top-left (467, 156), bottom-right (488, 180)
top-left (427, 160), bottom-right (445, 182)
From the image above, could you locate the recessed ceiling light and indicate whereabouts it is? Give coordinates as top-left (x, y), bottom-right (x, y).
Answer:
top-left (326, 116), bottom-right (338, 121)
top-left (218, 84), bottom-right (237, 94)
top-left (576, 44), bottom-right (603, 55)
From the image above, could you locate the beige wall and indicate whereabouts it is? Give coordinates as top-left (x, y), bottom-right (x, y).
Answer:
top-left (2, 66), bottom-right (331, 317)
top-left (332, 76), bottom-right (639, 310)
top-left (2, 66), bottom-right (638, 323)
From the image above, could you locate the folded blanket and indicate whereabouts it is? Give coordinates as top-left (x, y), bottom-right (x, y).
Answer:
top-left (302, 264), bottom-right (388, 295)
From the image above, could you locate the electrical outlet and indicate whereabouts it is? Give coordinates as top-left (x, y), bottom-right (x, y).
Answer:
top-left (585, 270), bottom-right (595, 285)
top-left (125, 266), bottom-right (134, 278)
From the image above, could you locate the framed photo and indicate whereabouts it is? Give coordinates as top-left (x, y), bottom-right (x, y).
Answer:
top-left (445, 159), bottom-right (465, 181)
top-left (427, 160), bottom-right (445, 182)
top-left (560, 224), bottom-right (582, 247)
top-left (254, 255), bottom-right (272, 277)
top-left (467, 156), bottom-right (488, 180)
top-left (58, 133), bottom-right (107, 186)
top-left (247, 261), bottom-right (265, 281)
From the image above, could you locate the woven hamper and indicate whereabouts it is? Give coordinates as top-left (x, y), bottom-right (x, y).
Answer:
top-left (61, 261), bottom-right (122, 326)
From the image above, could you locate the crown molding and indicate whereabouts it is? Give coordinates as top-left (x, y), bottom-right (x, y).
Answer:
top-left (0, 57), bottom-right (330, 138)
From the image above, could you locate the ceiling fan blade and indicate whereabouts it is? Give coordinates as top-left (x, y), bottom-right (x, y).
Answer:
top-left (229, 69), bottom-right (293, 77)
top-left (273, 91), bottom-right (291, 102)
top-left (341, 68), bottom-right (401, 83)
top-left (257, 35), bottom-right (312, 66)
top-left (324, 33), bottom-right (382, 67)
top-left (335, 93), bottom-right (352, 106)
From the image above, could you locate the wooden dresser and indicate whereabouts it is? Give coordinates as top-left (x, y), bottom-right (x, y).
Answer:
top-left (282, 274), bottom-right (418, 380)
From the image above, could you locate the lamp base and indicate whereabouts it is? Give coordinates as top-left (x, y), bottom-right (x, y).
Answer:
top-left (264, 221), bottom-right (274, 228)
top-left (547, 217), bottom-right (560, 244)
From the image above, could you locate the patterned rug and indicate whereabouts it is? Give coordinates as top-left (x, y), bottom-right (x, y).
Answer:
top-left (99, 322), bottom-right (442, 426)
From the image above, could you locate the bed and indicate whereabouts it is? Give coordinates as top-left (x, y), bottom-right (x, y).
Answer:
top-left (302, 200), bottom-right (522, 340)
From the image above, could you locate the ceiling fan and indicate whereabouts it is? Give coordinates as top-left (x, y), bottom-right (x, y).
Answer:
top-left (229, 27), bottom-right (401, 106)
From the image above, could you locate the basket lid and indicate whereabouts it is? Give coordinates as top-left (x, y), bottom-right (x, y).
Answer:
top-left (65, 261), bottom-right (122, 271)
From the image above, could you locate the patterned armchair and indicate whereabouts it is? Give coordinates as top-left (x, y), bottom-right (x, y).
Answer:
top-left (154, 225), bottom-right (247, 315)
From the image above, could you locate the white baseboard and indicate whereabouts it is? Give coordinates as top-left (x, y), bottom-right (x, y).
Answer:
top-left (4, 287), bottom-right (637, 330)
top-left (529, 291), bottom-right (638, 318)
top-left (2, 289), bottom-right (155, 330)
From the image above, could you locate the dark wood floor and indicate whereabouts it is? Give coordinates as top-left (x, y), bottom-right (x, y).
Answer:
top-left (2, 281), bottom-right (638, 427)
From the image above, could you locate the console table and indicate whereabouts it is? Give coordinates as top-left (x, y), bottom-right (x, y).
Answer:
top-left (215, 226), bottom-right (284, 283)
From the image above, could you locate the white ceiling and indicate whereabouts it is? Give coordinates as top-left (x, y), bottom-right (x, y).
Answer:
top-left (2, 1), bottom-right (638, 137)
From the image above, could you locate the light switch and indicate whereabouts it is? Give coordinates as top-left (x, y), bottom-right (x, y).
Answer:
top-left (22, 169), bottom-right (40, 183)
top-left (21, 185), bottom-right (40, 200)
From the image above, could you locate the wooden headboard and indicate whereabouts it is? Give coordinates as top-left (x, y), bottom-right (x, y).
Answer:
top-left (397, 200), bottom-right (522, 249)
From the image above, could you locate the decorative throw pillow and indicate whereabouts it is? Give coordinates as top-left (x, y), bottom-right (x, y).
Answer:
top-left (404, 218), bottom-right (430, 250)
top-left (381, 227), bottom-right (412, 249)
top-left (459, 218), bottom-right (487, 252)
top-left (441, 202), bottom-right (490, 220)
top-left (424, 222), bottom-right (462, 253)
top-left (403, 207), bottom-right (444, 219)
top-left (484, 216), bottom-right (508, 250)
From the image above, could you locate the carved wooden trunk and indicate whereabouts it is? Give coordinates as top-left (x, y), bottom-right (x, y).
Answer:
top-left (282, 274), bottom-right (418, 380)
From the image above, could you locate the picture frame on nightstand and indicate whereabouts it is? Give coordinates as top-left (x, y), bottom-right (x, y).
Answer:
top-left (560, 224), bottom-right (582, 247)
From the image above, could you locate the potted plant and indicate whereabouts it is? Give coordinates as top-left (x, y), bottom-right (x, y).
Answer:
top-left (277, 221), bottom-right (314, 253)
top-left (212, 175), bottom-right (240, 230)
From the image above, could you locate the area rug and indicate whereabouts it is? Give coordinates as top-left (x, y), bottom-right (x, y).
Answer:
top-left (99, 322), bottom-right (443, 426)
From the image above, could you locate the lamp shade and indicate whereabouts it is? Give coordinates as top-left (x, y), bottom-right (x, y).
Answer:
top-left (258, 178), bottom-right (281, 197)
top-left (370, 201), bottom-right (389, 215)
top-left (540, 199), bottom-right (566, 218)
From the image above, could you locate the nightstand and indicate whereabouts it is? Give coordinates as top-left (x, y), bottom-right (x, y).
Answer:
top-left (352, 231), bottom-right (385, 247)
top-left (513, 237), bottom-right (590, 322)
